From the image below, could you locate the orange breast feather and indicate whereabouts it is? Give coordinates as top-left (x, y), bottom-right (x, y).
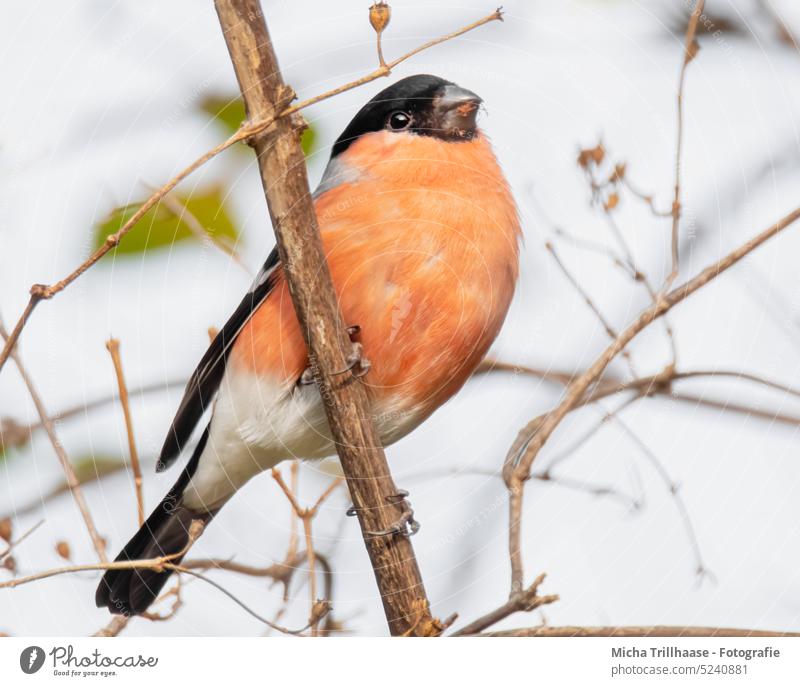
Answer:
top-left (232, 130), bottom-right (520, 419)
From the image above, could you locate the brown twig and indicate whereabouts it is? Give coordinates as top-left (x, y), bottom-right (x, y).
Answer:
top-left (534, 390), bottom-right (709, 575)
top-left (755, 0), bottom-right (799, 50)
top-left (93, 616), bottom-right (130, 637)
top-left (545, 241), bottom-right (637, 376)
top-left (1, 519), bottom-right (317, 634)
top-left (665, 0), bottom-right (705, 290)
top-left (105, 338), bottom-right (144, 526)
top-left (141, 580), bottom-right (184, 622)
top-left (452, 573), bottom-right (559, 635)
top-left (174, 566), bottom-right (330, 636)
top-left (621, 174), bottom-right (672, 218)
top-left (560, 161), bottom-right (681, 364)
top-left (183, 553), bottom-right (302, 580)
top-left (215, 0), bottom-right (468, 636)
top-left (405, 465), bottom-right (641, 511)
top-left (0, 540), bottom-right (195, 589)
top-left (0, 7), bottom-right (502, 377)
top-left (503, 203), bottom-right (800, 593)
top-left (268, 462), bottom-right (302, 629)
top-left (183, 547), bottom-right (337, 632)
top-left (481, 625), bottom-right (800, 637)
top-left (271, 468), bottom-right (343, 635)
top-left (669, 391), bottom-right (800, 427)
top-left (0, 519), bottom-right (45, 565)
top-left (0, 319), bottom-right (108, 563)
top-left (601, 200), bottom-right (680, 365)
top-left (541, 395), bottom-right (640, 475)
top-left (609, 411), bottom-right (712, 581)
top-left (0, 376), bottom-right (187, 453)
top-left (475, 359), bottom-right (800, 429)
top-left (0, 459), bottom-right (134, 521)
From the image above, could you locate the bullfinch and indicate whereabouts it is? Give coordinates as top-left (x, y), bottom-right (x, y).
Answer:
top-left (96, 74), bottom-right (521, 615)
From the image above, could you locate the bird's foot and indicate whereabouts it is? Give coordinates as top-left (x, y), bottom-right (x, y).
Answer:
top-left (298, 366), bottom-right (316, 386)
top-left (334, 324), bottom-right (369, 378)
top-left (299, 325), bottom-right (366, 384)
top-left (349, 489), bottom-right (420, 538)
top-left (333, 342), bottom-right (371, 378)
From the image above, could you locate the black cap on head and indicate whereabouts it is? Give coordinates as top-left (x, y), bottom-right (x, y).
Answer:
top-left (330, 74), bottom-right (482, 158)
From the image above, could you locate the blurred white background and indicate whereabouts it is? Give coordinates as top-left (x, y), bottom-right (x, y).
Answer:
top-left (1, 0), bottom-right (800, 636)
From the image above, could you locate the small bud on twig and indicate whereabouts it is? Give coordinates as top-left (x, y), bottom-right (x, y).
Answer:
top-left (604, 192), bottom-right (619, 212)
top-left (577, 143), bottom-right (605, 169)
top-left (55, 541), bottom-right (71, 561)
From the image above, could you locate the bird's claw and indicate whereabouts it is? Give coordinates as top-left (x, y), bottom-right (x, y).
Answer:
top-left (365, 509), bottom-right (420, 538)
top-left (298, 366), bottom-right (316, 386)
top-left (333, 341), bottom-right (371, 378)
top-left (363, 490), bottom-right (420, 538)
top-left (299, 324), bottom-right (367, 384)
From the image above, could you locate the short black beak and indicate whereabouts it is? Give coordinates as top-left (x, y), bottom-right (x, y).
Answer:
top-left (435, 84), bottom-right (482, 135)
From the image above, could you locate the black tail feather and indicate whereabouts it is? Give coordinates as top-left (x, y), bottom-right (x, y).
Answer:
top-left (96, 428), bottom-right (213, 616)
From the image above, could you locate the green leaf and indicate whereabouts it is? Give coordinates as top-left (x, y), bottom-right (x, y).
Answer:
top-left (198, 93), bottom-right (317, 156)
top-left (71, 454), bottom-right (126, 484)
top-left (0, 455), bottom-right (128, 520)
top-left (94, 185), bottom-right (238, 255)
top-left (199, 95), bottom-right (246, 136)
top-left (300, 125), bottom-right (316, 157)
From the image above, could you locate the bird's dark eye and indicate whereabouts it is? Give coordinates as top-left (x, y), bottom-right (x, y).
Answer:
top-left (387, 111), bottom-right (412, 130)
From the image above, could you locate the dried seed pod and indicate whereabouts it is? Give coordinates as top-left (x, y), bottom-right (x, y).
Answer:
top-left (55, 540), bottom-right (71, 560)
top-left (604, 193), bottom-right (619, 211)
top-left (3, 555), bottom-right (16, 573)
top-left (369, 2), bottom-right (391, 34)
top-left (0, 518), bottom-right (11, 543)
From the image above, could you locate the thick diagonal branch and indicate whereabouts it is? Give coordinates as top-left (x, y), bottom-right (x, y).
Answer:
top-left (213, 0), bottom-right (437, 636)
top-left (505, 203), bottom-right (800, 591)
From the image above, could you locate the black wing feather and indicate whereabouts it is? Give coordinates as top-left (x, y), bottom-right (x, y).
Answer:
top-left (156, 248), bottom-right (280, 472)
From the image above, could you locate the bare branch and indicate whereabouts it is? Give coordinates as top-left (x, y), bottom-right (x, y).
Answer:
top-left (93, 616), bottom-right (130, 637)
top-left (271, 468), bottom-right (343, 635)
top-left (504, 203), bottom-right (800, 592)
top-left (177, 567), bottom-right (330, 635)
top-left (0, 519), bottom-right (45, 565)
top-left (482, 625), bottom-right (800, 637)
top-left (0, 319), bottom-right (107, 562)
top-left (1, 376), bottom-right (187, 453)
top-left (105, 338), bottom-right (144, 526)
top-left (545, 241), bottom-right (637, 376)
top-left (754, 0), bottom-right (799, 50)
top-left (452, 573), bottom-right (559, 636)
top-left (609, 413), bottom-right (712, 582)
top-left (477, 357), bottom-right (800, 429)
top-left (665, 0), bottom-right (706, 290)
top-left (579, 154), bottom-right (680, 363)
